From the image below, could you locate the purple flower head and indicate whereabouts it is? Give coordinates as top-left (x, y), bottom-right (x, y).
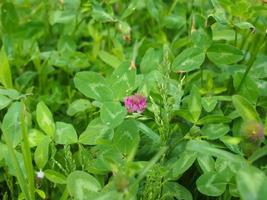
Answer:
top-left (124, 94), bottom-right (147, 113)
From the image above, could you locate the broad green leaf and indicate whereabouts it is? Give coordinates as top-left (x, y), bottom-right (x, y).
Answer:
top-left (0, 48), bottom-right (13, 88)
top-left (67, 99), bottom-right (91, 116)
top-left (98, 51), bottom-right (122, 68)
top-left (197, 154), bottom-right (215, 173)
top-left (197, 172), bottom-right (227, 196)
top-left (79, 118), bottom-right (112, 145)
top-left (121, 0), bottom-right (145, 18)
top-left (109, 63), bottom-right (136, 100)
top-left (201, 123), bottom-right (229, 140)
top-left (191, 29), bottom-right (212, 50)
top-left (162, 182), bottom-right (192, 200)
top-left (92, 5), bottom-right (116, 22)
top-left (49, 10), bottom-right (75, 25)
top-left (140, 48), bottom-right (161, 74)
top-left (234, 22), bottom-right (255, 31)
top-left (0, 88), bottom-right (20, 99)
top-left (201, 96), bottom-right (217, 112)
top-left (172, 151), bottom-right (197, 178)
top-left (174, 109), bottom-right (195, 123)
top-left (74, 71), bottom-right (114, 101)
top-left (113, 120), bottom-right (140, 156)
top-left (44, 169), bottom-right (66, 184)
top-left (34, 136), bottom-right (50, 169)
top-left (236, 165), bottom-right (267, 200)
top-left (1, 102), bottom-right (22, 147)
top-left (28, 129), bottom-right (46, 148)
top-left (233, 73), bottom-right (259, 104)
top-left (188, 86), bottom-right (202, 122)
top-left (35, 189), bottom-right (46, 199)
top-left (0, 94), bottom-right (12, 110)
top-left (251, 55), bottom-right (267, 79)
top-left (207, 43), bottom-right (243, 65)
top-left (100, 102), bottom-right (127, 128)
top-left (172, 47), bottom-right (205, 72)
top-left (187, 140), bottom-right (245, 163)
top-left (67, 171), bottom-right (102, 200)
top-left (197, 114), bottom-right (231, 125)
top-left (55, 122), bottom-right (78, 145)
top-left (36, 101), bottom-right (55, 139)
top-left (232, 95), bottom-right (260, 122)
top-left (1, 2), bottom-right (19, 33)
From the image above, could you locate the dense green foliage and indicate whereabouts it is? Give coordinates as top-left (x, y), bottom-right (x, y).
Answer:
top-left (0, 0), bottom-right (267, 199)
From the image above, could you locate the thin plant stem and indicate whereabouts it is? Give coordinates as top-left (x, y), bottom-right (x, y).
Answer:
top-left (20, 101), bottom-right (35, 200)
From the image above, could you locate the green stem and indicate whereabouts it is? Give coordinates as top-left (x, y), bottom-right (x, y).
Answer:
top-left (20, 101), bottom-right (35, 200)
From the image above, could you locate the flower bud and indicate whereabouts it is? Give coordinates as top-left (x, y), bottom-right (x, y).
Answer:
top-left (241, 121), bottom-right (264, 142)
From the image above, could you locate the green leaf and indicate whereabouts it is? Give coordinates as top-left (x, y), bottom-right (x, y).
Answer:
top-left (34, 136), bottom-right (50, 169)
top-left (191, 29), bottom-right (212, 50)
top-left (172, 47), bottom-right (205, 72)
top-left (135, 121), bottom-right (160, 142)
top-left (233, 73), bottom-right (259, 104)
top-left (79, 118), bottom-right (112, 145)
top-left (234, 22), bottom-right (255, 31)
top-left (0, 88), bottom-right (20, 99)
top-left (49, 10), bottom-right (75, 25)
top-left (0, 48), bottom-right (13, 88)
top-left (236, 165), bottom-right (267, 200)
top-left (187, 140), bottom-right (245, 164)
top-left (197, 172), bottom-right (227, 196)
top-left (140, 48), bottom-right (161, 74)
top-left (1, 102), bottom-right (22, 147)
top-left (188, 86), bottom-right (202, 122)
top-left (0, 94), bottom-right (12, 110)
top-left (44, 169), bottom-right (66, 184)
top-left (162, 182), bottom-right (192, 200)
top-left (249, 145), bottom-right (267, 163)
top-left (201, 123), bottom-right (229, 140)
top-left (67, 99), bottom-right (91, 116)
top-left (207, 43), bottom-right (243, 65)
top-left (171, 151), bottom-right (197, 178)
top-left (35, 189), bottom-right (46, 199)
top-left (113, 120), bottom-right (140, 156)
top-left (109, 63), bottom-right (136, 100)
top-left (197, 114), bottom-right (231, 125)
top-left (98, 51), bottom-right (122, 68)
top-left (55, 122), bottom-right (78, 145)
top-left (1, 2), bottom-right (19, 33)
top-left (36, 101), bottom-right (55, 139)
top-left (100, 102), bottom-right (127, 128)
top-left (197, 154), bottom-right (215, 173)
top-left (67, 171), bottom-right (102, 200)
top-left (92, 5), bottom-right (116, 22)
top-left (201, 96), bottom-right (217, 112)
top-left (232, 95), bottom-right (260, 122)
top-left (174, 109), bottom-right (195, 123)
top-left (74, 71), bottom-right (114, 102)
top-left (28, 129), bottom-right (46, 148)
